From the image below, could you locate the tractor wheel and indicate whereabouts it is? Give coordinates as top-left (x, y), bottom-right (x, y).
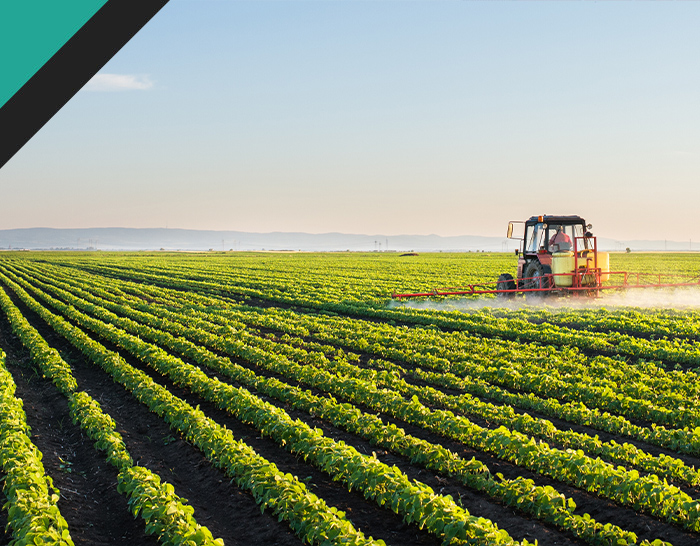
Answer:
top-left (496, 273), bottom-right (516, 299)
top-left (523, 261), bottom-right (552, 293)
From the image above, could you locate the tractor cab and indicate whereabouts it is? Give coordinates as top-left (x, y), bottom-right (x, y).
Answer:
top-left (521, 215), bottom-right (590, 255)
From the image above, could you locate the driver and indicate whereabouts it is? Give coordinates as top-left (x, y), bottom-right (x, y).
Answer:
top-left (549, 225), bottom-right (572, 252)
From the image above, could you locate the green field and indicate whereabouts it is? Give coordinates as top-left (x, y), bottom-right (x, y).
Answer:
top-left (1, 251), bottom-right (700, 546)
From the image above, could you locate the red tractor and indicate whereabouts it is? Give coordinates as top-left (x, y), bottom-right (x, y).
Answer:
top-left (391, 214), bottom-right (700, 300)
top-left (496, 214), bottom-right (608, 297)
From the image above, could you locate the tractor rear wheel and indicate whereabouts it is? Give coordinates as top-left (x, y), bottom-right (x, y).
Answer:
top-left (523, 261), bottom-right (552, 292)
top-left (496, 273), bottom-right (516, 299)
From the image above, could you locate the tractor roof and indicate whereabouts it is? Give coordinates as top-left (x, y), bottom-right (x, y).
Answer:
top-left (526, 215), bottom-right (585, 226)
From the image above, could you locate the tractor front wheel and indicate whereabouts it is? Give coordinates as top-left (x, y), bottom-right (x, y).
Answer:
top-left (496, 273), bottom-right (516, 299)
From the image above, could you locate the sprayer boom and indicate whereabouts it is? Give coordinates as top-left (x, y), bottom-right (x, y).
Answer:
top-left (391, 273), bottom-right (700, 299)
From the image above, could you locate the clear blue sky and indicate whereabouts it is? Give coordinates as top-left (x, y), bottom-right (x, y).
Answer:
top-left (2, 0), bottom-right (699, 242)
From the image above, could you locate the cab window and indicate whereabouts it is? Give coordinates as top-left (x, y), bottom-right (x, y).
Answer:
top-left (546, 225), bottom-right (571, 252)
top-left (545, 224), bottom-right (585, 252)
top-left (525, 223), bottom-right (546, 252)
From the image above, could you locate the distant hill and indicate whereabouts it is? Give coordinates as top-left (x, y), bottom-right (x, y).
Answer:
top-left (0, 227), bottom-right (695, 252)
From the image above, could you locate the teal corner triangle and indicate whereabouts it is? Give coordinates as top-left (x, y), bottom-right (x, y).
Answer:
top-left (0, 1), bottom-right (109, 108)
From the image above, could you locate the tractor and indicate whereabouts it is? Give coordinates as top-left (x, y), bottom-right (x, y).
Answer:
top-left (496, 214), bottom-right (608, 297)
top-left (391, 214), bottom-right (700, 300)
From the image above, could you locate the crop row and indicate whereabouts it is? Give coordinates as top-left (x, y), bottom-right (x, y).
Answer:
top-left (479, 306), bottom-right (700, 344)
top-left (0, 347), bottom-right (74, 546)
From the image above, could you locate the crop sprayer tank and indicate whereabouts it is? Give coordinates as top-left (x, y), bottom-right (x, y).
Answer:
top-left (552, 250), bottom-right (610, 287)
top-left (552, 251), bottom-right (575, 287)
top-left (580, 250), bottom-right (610, 282)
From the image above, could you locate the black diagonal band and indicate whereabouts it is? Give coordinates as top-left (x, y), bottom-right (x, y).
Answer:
top-left (0, 1), bottom-right (170, 169)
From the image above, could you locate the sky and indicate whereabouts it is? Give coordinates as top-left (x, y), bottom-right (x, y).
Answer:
top-left (2, 0), bottom-right (700, 242)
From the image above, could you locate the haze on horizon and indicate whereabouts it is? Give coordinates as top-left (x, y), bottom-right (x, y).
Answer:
top-left (1, 1), bottom-right (699, 243)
